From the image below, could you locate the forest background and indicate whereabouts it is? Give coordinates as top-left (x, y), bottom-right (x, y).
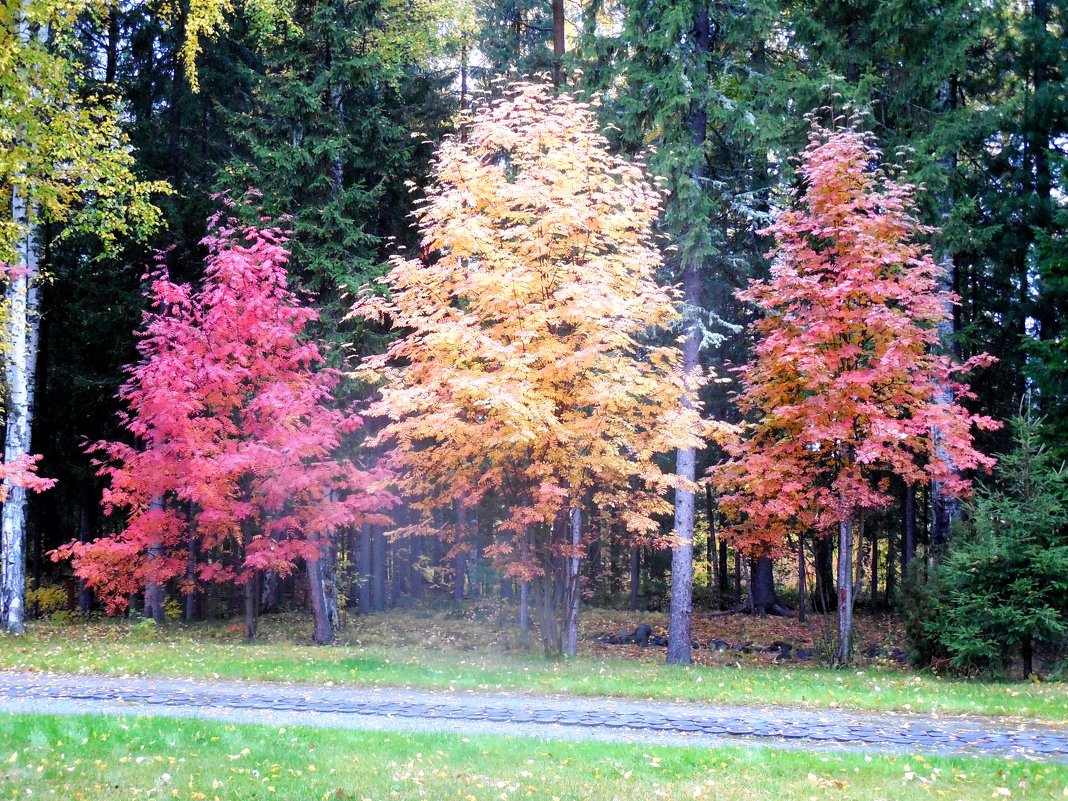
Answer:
top-left (2, 0), bottom-right (1066, 675)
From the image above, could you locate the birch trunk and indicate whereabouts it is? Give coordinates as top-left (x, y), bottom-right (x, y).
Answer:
top-left (2, 160), bottom-right (41, 635)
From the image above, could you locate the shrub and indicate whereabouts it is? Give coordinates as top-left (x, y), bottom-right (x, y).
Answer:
top-left (26, 584), bottom-right (68, 617)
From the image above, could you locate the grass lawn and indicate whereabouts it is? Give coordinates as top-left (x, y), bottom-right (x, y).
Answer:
top-left (3, 607), bottom-right (1065, 723)
top-left (3, 712), bottom-right (1067, 801)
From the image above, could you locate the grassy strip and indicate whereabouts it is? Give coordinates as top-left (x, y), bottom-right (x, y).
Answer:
top-left (2, 712), bottom-right (1067, 801)
top-left (2, 615), bottom-right (1065, 722)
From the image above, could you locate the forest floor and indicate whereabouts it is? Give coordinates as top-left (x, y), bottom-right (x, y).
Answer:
top-left (3, 603), bottom-right (1065, 721)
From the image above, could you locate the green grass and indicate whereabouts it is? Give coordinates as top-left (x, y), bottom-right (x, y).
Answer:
top-left (2, 712), bottom-right (1067, 801)
top-left (3, 611), bottom-right (1066, 722)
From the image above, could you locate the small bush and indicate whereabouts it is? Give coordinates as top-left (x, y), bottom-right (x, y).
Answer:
top-left (26, 584), bottom-right (68, 618)
top-left (128, 618), bottom-right (158, 640)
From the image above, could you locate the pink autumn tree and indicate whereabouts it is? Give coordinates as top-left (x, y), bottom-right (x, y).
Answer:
top-left (54, 202), bottom-right (393, 643)
top-left (715, 125), bottom-right (999, 665)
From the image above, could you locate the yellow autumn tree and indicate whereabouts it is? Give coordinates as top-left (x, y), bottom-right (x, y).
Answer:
top-left (353, 83), bottom-right (705, 654)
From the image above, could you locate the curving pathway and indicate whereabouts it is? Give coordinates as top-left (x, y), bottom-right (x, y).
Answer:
top-left (0, 671), bottom-right (1065, 762)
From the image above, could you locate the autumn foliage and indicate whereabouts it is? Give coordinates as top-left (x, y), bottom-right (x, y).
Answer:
top-left (715, 125), bottom-right (998, 660)
top-left (54, 206), bottom-right (393, 629)
top-left (354, 83), bottom-right (704, 651)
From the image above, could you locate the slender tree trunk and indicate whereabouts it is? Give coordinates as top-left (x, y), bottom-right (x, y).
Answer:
top-left (244, 570), bottom-right (259, 640)
top-left (797, 534), bottom-right (807, 623)
top-left (733, 549), bottom-right (742, 604)
top-left (2, 50), bottom-right (43, 632)
top-left (77, 497), bottom-right (93, 613)
top-left (704, 485), bottom-right (716, 598)
top-left (518, 529), bottom-right (530, 646)
top-left (105, 1), bottom-right (119, 86)
top-left (391, 537), bottom-right (407, 606)
top-left (306, 529), bottom-right (334, 645)
top-left (358, 523), bottom-right (372, 612)
top-left (371, 526), bottom-right (386, 612)
top-left (185, 532), bottom-right (197, 623)
top-left (628, 544), bottom-right (640, 610)
top-left (853, 514), bottom-right (866, 614)
top-left (566, 507), bottom-right (582, 657)
top-left (930, 76), bottom-right (964, 558)
top-left (717, 540), bottom-right (729, 610)
top-left (666, 2), bottom-right (709, 667)
top-left (409, 535), bottom-right (424, 599)
top-left (885, 510), bottom-right (896, 606)
top-left (870, 522), bottom-right (879, 612)
top-left (1022, 637), bottom-right (1034, 678)
top-left (551, 0), bottom-right (565, 86)
top-left (836, 518), bottom-right (854, 666)
top-left (902, 484), bottom-right (916, 576)
top-left (453, 504), bottom-right (466, 602)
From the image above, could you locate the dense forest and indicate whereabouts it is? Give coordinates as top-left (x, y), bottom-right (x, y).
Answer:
top-left (2, 0), bottom-right (1066, 675)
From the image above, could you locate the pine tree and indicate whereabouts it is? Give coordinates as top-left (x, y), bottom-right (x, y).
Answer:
top-left (924, 405), bottom-right (1068, 676)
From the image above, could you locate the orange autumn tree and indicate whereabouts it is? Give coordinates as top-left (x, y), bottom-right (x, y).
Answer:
top-left (715, 124), bottom-right (998, 665)
top-left (354, 82), bottom-right (704, 655)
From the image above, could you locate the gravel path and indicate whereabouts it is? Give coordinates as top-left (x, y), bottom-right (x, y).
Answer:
top-left (1, 671), bottom-right (1065, 762)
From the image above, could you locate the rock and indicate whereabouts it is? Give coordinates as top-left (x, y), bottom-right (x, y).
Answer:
top-left (708, 639), bottom-right (731, 652)
top-left (649, 634), bottom-right (668, 648)
top-left (634, 624), bottom-right (653, 647)
top-left (795, 647), bottom-right (815, 661)
top-left (890, 647), bottom-right (909, 663)
top-left (862, 643), bottom-right (886, 659)
top-left (734, 642), bottom-right (754, 654)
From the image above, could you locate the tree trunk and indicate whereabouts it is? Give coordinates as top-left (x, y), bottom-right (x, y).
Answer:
top-left (902, 484), bottom-right (916, 576)
top-left (930, 76), bottom-right (964, 559)
top-left (453, 504), bottom-right (466, 602)
top-left (885, 498), bottom-right (897, 606)
top-left (733, 549), bottom-right (742, 604)
top-left (812, 536), bottom-right (836, 612)
top-left (518, 529), bottom-right (530, 646)
top-left (2, 91), bottom-right (42, 633)
top-left (391, 536), bottom-right (406, 606)
top-left (306, 530), bottom-right (334, 645)
top-left (551, 0), bottom-right (565, 86)
top-left (704, 484), bottom-right (716, 599)
top-left (836, 518), bottom-right (854, 666)
top-left (518, 579), bottom-right (530, 646)
top-left (718, 540), bottom-right (729, 611)
top-left (244, 570), bottom-right (259, 640)
top-left (628, 544), bottom-right (640, 611)
top-left (409, 535), bottom-right (424, 599)
top-left (566, 507), bottom-right (581, 657)
top-left (185, 532), bottom-right (198, 623)
top-left (797, 534), bottom-right (807, 623)
top-left (1022, 637), bottom-right (1034, 678)
top-left (750, 555), bottom-right (783, 615)
top-left (143, 496), bottom-right (166, 624)
top-left (77, 497), bottom-right (93, 613)
top-left (666, 1), bottom-right (709, 666)
top-left (870, 522), bottom-right (879, 612)
top-left (358, 523), bottom-right (372, 612)
top-left (371, 526), bottom-right (386, 612)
